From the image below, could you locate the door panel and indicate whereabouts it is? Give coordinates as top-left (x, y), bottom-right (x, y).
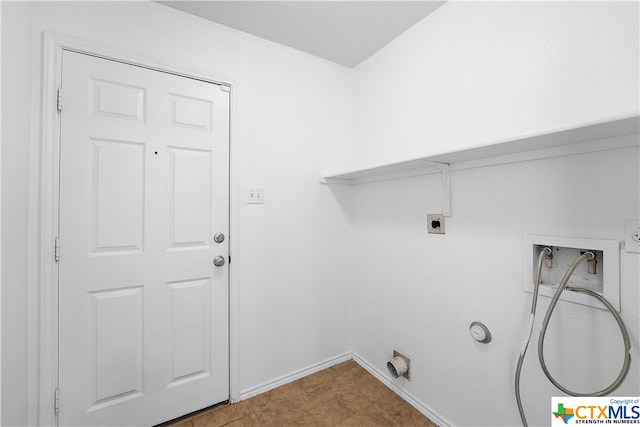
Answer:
top-left (90, 286), bottom-right (144, 409)
top-left (91, 138), bottom-right (146, 253)
top-left (58, 50), bottom-right (229, 426)
top-left (167, 278), bottom-right (211, 384)
top-left (170, 94), bottom-right (212, 130)
top-left (168, 147), bottom-right (212, 248)
top-left (92, 78), bottom-right (146, 122)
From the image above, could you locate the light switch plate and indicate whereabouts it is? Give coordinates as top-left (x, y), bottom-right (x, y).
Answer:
top-left (247, 186), bottom-right (264, 204)
top-left (624, 220), bottom-right (640, 253)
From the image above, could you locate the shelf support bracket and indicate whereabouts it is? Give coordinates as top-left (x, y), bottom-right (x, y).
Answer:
top-left (429, 162), bottom-right (451, 217)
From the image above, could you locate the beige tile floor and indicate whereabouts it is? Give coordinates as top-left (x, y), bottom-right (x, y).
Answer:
top-left (164, 360), bottom-right (437, 427)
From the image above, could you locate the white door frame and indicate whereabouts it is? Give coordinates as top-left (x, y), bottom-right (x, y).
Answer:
top-left (36, 32), bottom-right (239, 426)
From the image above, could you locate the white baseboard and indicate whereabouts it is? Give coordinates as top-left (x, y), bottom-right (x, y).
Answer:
top-left (238, 352), bottom-right (352, 401)
top-left (352, 352), bottom-right (453, 427)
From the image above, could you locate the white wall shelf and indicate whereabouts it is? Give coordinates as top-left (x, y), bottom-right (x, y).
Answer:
top-left (320, 116), bottom-right (639, 185)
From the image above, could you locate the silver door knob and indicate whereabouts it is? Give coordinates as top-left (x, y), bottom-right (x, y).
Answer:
top-left (213, 256), bottom-right (226, 267)
top-left (213, 232), bottom-right (225, 244)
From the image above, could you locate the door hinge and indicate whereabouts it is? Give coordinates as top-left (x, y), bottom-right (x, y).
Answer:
top-left (57, 88), bottom-right (63, 112)
top-left (54, 388), bottom-right (60, 416)
top-left (55, 237), bottom-right (61, 263)
top-left (220, 84), bottom-right (231, 93)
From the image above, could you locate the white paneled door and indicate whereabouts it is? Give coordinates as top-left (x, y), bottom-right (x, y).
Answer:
top-left (58, 51), bottom-right (229, 426)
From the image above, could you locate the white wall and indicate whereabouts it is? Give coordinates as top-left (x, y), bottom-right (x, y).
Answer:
top-left (350, 2), bottom-right (639, 426)
top-left (353, 1), bottom-right (639, 167)
top-left (351, 145), bottom-right (639, 426)
top-left (1, 2), bottom-right (353, 425)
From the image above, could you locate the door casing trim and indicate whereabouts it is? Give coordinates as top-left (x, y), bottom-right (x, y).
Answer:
top-left (36, 31), bottom-right (239, 426)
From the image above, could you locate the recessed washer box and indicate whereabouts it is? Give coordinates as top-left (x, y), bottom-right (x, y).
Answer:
top-left (522, 235), bottom-right (620, 311)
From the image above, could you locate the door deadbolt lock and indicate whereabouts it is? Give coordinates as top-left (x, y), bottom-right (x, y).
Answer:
top-left (213, 232), bottom-right (225, 244)
top-left (213, 256), bottom-right (226, 267)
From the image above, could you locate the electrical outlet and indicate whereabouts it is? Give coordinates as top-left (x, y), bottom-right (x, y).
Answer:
top-left (427, 214), bottom-right (444, 234)
top-left (624, 220), bottom-right (640, 253)
top-left (247, 186), bottom-right (264, 204)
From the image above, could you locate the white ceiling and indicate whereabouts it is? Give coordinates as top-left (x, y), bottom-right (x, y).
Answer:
top-left (158, 1), bottom-right (445, 67)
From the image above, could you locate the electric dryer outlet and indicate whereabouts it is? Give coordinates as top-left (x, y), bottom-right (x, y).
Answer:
top-left (427, 214), bottom-right (444, 234)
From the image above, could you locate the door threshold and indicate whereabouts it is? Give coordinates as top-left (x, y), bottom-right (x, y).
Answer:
top-left (154, 400), bottom-right (230, 427)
